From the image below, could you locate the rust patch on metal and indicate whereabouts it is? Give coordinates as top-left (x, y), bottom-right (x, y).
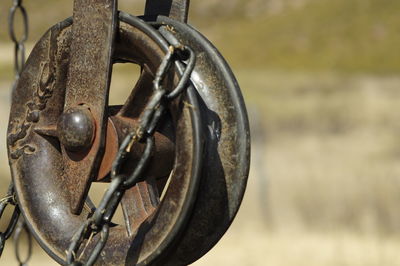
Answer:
top-left (8, 39), bottom-right (57, 159)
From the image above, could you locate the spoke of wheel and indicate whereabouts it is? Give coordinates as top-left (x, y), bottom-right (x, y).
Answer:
top-left (121, 177), bottom-right (160, 237)
top-left (118, 67), bottom-right (154, 118)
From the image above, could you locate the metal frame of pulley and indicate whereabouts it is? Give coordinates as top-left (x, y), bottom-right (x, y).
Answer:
top-left (8, 10), bottom-right (203, 266)
top-left (6, 0), bottom-right (251, 265)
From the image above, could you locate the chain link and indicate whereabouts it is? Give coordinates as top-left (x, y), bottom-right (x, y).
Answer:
top-left (8, 0), bottom-right (29, 78)
top-left (0, 0), bottom-right (31, 263)
top-left (66, 25), bottom-right (196, 266)
top-left (3, 5), bottom-right (195, 263)
top-left (13, 218), bottom-right (32, 266)
top-left (0, 184), bottom-right (20, 257)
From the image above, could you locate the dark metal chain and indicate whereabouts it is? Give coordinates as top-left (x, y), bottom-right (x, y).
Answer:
top-left (0, 0), bottom-right (31, 263)
top-left (8, 0), bottom-right (29, 78)
top-left (0, 184), bottom-right (20, 257)
top-left (13, 218), bottom-right (32, 266)
top-left (66, 26), bottom-right (195, 266)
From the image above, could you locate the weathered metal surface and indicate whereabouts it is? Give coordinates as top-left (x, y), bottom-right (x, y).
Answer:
top-left (57, 106), bottom-right (95, 151)
top-left (153, 16), bottom-right (251, 265)
top-left (97, 118), bottom-right (119, 180)
top-left (8, 13), bottom-right (203, 265)
top-left (121, 179), bottom-right (159, 237)
top-left (106, 115), bottom-right (175, 181)
top-left (62, 0), bottom-right (117, 214)
top-left (7, 3), bottom-right (250, 265)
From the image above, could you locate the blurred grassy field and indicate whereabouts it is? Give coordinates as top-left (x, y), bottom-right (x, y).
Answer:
top-left (1, 0), bottom-right (400, 265)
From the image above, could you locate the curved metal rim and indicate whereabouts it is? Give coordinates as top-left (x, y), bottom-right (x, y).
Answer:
top-left (154, 16), bottom-right (251, 265)
top-left (118, 13), bottom-right (204, 266)
top-left (10, 17), bottom-right (74, 265)
top-left (10, 12), bottom-right (203, 265)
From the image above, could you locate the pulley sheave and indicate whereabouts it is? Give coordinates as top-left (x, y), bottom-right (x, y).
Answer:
top-left (7, 7), bottom-right (250, 266)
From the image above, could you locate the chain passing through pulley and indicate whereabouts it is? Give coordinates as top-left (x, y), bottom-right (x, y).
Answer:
top-left (5, 0), bottom-right (250, 265)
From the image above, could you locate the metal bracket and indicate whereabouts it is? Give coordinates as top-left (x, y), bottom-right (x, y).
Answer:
top-left (144, 0), bottom-right (190, 22)
top-left (64, 0), bottom-right (117, 214)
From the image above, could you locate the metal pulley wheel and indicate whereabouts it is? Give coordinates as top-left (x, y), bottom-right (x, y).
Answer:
top-left (7, 1), bottom-right (250, 265)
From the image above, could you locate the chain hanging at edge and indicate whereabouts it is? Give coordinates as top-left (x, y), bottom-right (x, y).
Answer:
top-left (8, 0), bottom-right (29, 79)
top-left (0, 184), bottom-right (20, 257)
top-left (0, 0), bottom-right (31, 263)
top-left (13, 218), bottom-right (32, 266)
top-left (66, 25), bottom-right (196, 266)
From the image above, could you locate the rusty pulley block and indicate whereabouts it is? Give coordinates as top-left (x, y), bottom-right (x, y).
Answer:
top-left (7, 0), bottom-right (250, 265)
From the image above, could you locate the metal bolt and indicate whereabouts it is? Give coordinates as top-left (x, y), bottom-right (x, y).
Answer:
top-left (57, 107), bottom-right (95, 152)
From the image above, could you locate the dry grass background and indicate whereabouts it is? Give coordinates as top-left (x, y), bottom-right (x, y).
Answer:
top-left (1, 0), bottom-right (400, 265)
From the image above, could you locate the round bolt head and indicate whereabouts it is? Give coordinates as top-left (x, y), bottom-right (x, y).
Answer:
top-left (57, 107), bottom-right (95, 152)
